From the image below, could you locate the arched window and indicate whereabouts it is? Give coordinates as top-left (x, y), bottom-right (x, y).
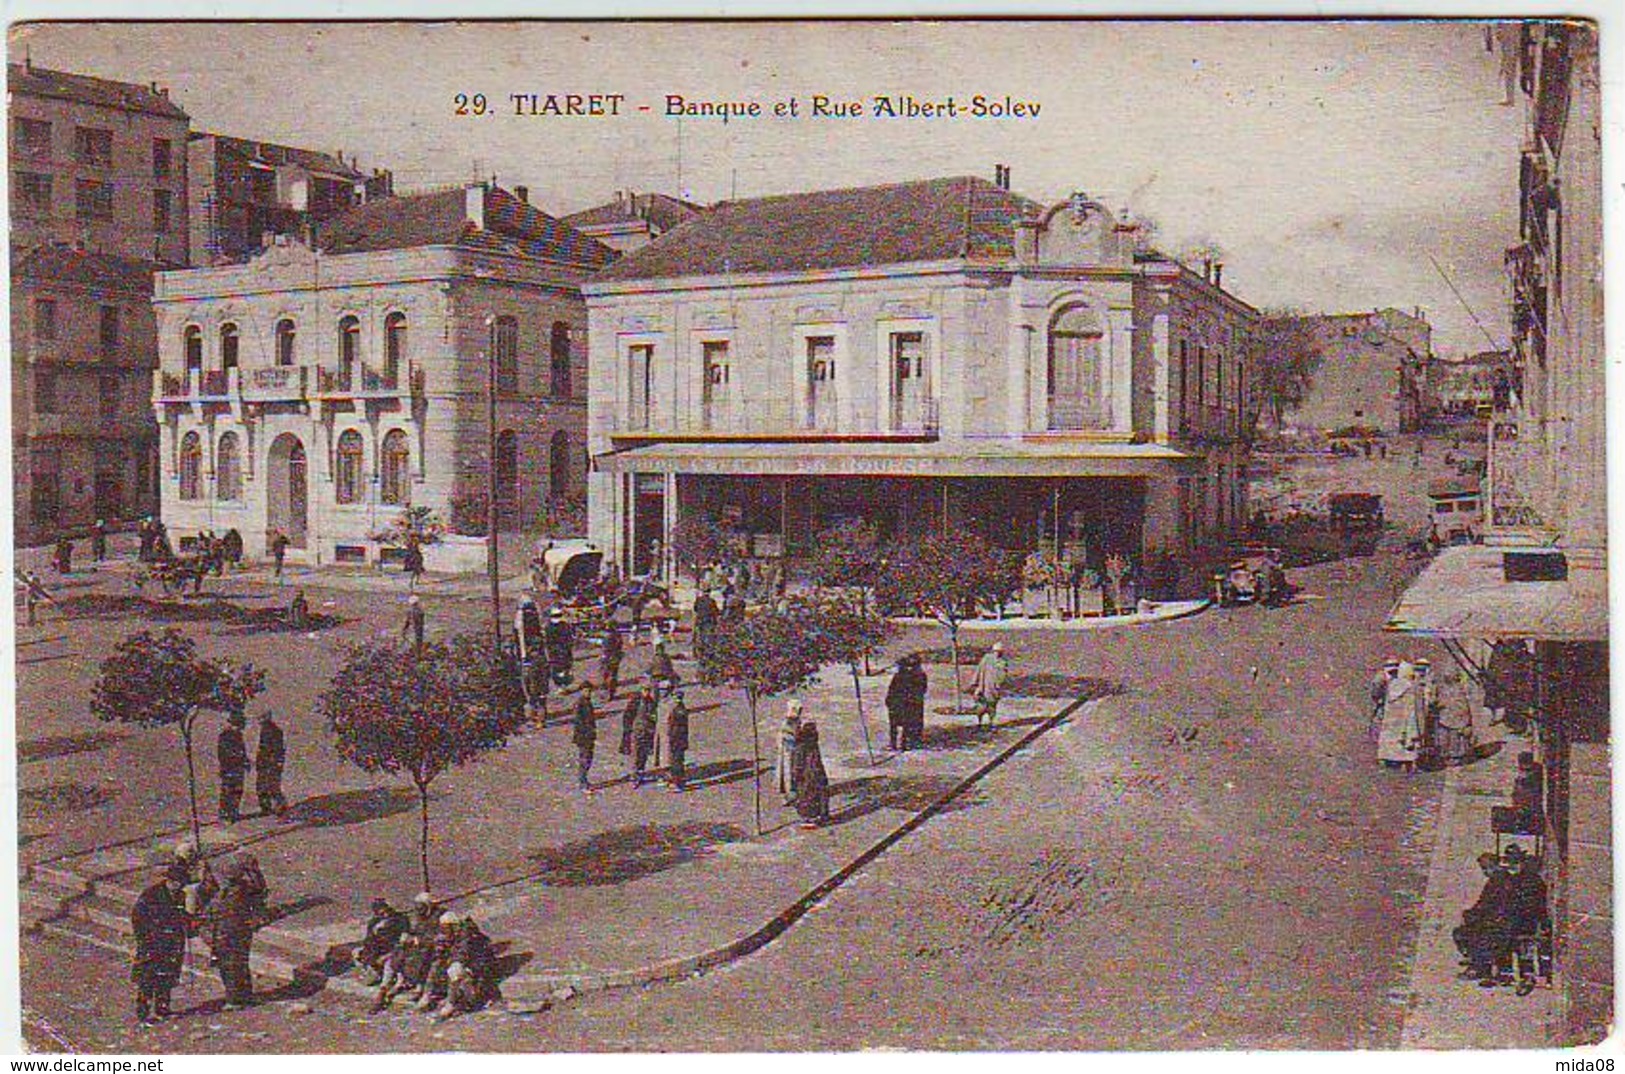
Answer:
top-left (1047, 305), bottom-right (1107, 431)
top-left (549, 430), bottom-right (572, 500)
top-left (495, 429), bottom-right (518, 514)
top-left (384, 312), bottom-right (407, 387)
top-left (275, 319), bottom-right (296, 367)
top-left (338, 315), bottom-right (360, 388)
top-left (179, 431), bottom-right (202, 500)
top-left (217, 432), bottom-right (242, 501)
top-left (493, 316), bottom-right (519, 396)
top-left (380, 429), bottom-right (411, 506)
top-left (219, 323), bottom-right (240, 372)
top-left (335, 429), bottom-right (364, 505)
top-left (183, 325), bottom-right (203, 372)
top-left (549, 321), bottom-right (572, 398)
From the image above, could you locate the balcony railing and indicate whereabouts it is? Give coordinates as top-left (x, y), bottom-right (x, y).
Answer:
top-left (242, 365), bottom-right (309, 401)
top-left (315, 362), bottom-right (422, 398)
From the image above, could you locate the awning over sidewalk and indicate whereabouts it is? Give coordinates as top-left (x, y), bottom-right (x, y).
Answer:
top-left (1386, 544), bottom-right (1608, 642)
top-left (594, 439), bottom-right (1202, 478)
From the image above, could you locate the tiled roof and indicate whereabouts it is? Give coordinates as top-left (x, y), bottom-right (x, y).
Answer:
top-left (9, 62), bottom-right (188, 120)
top-left (195, 132), bottom-right (366, 179)
top-left (11, 244), bottom-right (156, 291)
top-left (314, 185), bottom-right (615, 268)
top-left (594, 176), bottom-right (1043, 282)
top-left (561, 193), bottom-right (704, 234)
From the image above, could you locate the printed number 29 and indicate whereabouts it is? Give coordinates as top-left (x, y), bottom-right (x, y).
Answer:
top-left (454, 93), bottom-right (488, 116)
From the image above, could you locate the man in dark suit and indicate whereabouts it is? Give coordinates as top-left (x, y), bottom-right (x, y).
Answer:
top-left (131, 863), bottom-right (191, 1025)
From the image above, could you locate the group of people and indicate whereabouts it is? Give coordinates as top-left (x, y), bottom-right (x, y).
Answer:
top-left (612, 678), bottom-right (693, 791)
top-left (1452, 843), bottom-right (1551, 994)
top-left (514, 595), bottom-right (577, 715)
top-left (216, 711), bottom-right (289, 823)
top-left (356, 893), bottom-right (499, 1019)
top-left (130, 843), bottom-right (271, 1024)
top-left (136, 517), bottom-right (175, 563)
top-left (1369, 656), bottom-right (1482, 772)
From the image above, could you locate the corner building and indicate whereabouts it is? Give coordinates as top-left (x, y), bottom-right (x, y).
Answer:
top-left (585, 176), bottom-right (1258, 582)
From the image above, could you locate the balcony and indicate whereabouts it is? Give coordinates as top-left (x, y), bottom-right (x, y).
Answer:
top-left (155, 368), bottom-right (232, 402)
top-left (241, 365), bottom-right (309, 402)
top-left (314, 362), bottom-right (423, 400)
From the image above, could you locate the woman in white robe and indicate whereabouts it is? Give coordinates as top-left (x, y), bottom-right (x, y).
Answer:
top-left (1378, 662), bottom-right (1423, 769)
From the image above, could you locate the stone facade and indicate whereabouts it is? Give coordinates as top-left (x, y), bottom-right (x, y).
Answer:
top-left (152, 184), bottom-right (608, 566)
top-left (584, 177), bottom-right (1256, 581)
top-left (1274, 308), bottom-right (1432, 435)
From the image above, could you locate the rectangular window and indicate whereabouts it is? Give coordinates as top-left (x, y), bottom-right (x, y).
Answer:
top-left (806, 335), bottom-right (837, 431)
top-left (152, 138), bottom-right (172, 181)
top-left (889, 331), bottom-right (931, 431)
top-left (1178, 339), bottom-right (1189, 426)
top-left (493, 316), bottom-right (521, 395)
top-left (15, 117), bottom-right (51, 157)
top-left (627, 344), bottom-right (654, 429)
top-left (100, 305), bottom-right (120, 356)
top-left (31, 448), bottom-right (61, 526)
top-left (154, 190), bottom-right (171, 233)
top-left (74, 126), bottom-right (113, 167)
top-left (76, 179), bottom-right (113, 220)
top-left (35, 367), bottom-right (58, 414)
top-left (701, 340), bottom-right (731, 430)
top-left (14, 172), bottom-right (51, 214)
top-left (99, 374), bottom-right (120, 426)
top-left (1197, 345), bottom-right (1207, 407)
top-left (34, 298), bottom-right (57, 342)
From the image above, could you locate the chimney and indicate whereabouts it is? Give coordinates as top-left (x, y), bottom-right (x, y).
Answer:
top-left (515, 185), bottom-right (529, 204)
top-left (1203, 258), bottom-right (1213, 283)
top-left (464, 184), bottom-right (486, 230)
top-left (1213, 263), bottom-right (1223, 288)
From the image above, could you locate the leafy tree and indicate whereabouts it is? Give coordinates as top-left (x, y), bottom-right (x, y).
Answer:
top-left (320, 633), bottom-right (528, 891)
top-left (695, 609), bottom-right (827, 834)
top-left (804, 519), bottom-right (882, 596)
top-left (788, 596), bottom-right (892, 765)
top-left (671, 512), bottom-right (737, 583)
top-left (1251, 311), bottom-right (1327, 435)
top-left (874, 532), bottom-right (1020, 712)
top-left (90, 629), bottom-right (266, 846)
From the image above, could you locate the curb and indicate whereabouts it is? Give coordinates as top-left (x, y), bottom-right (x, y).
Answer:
top-left (889, 600), bottom-right (1212, 634)
top-left (498, 692), bottom-right (1095, 1013)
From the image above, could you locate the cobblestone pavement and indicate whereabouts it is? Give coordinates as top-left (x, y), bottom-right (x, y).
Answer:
top-left (19, 544), bottom-right (1448, 1051)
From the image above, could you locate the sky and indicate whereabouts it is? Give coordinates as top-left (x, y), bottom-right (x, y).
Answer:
top-left (10, 19), bottom-right (1533, 356)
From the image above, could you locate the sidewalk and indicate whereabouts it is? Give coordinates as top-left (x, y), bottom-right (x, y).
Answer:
top-left (24, 652), bottom-right (1088, 1009)
top-left (892, 599), bottom-right (1211, 632)
top-left (1401, 718), bottom-right (1559, 1047)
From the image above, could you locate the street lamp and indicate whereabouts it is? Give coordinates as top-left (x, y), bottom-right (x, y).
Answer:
top-left (484, 314), bottom-right (501, 649)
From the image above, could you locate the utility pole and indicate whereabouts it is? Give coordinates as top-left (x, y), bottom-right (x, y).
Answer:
top-left (484, 315), bottom-right (501, 648)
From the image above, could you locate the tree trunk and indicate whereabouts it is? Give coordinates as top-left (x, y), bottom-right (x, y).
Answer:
top-left (180, 722), bottom-right (202, 849)
top-left (948, 622), bottom-right (964, 714)
top-left (746, 691), bottom-right (763, 836)
top-left (416, 780), bottom-right (432, 894)
top-left (850, 663), bottom-right (876, 765)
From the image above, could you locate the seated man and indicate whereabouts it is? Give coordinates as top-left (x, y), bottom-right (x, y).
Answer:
top-left (416, 911), bottom-right (465, 1013)
top-left (1511, 752), bottom-right (1545, 819)
top-left (1452, 852), bottom-right (1513, 984)
top-left (436, 914), bottom-right (497, 1020)
top-left (374, 893), bottom-right (440, 1010)
top-left (354, 898), bottom-right (410, 986)
top-left (1504, 844), bottom-right (1552, 996)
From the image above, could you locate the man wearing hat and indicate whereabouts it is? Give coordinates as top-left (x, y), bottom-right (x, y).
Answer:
top-left (514, 595), bottom-right (546, 716)
top-left (970, 642), bottom-right (1010, 732)
top-left (1503, 843), bottom-right (1551, 995)
top-left (545, 605), bottom-right (576, 687)
top-left (354, 897), bottom-right (410, 986)
top-left (375, 892), bottom-right (440, 1010)
top-left (1453, 852), bottom-right (1513, 983)
top-left (217, 712), bottom-right (251, 824)
top-left (131, 863), bottom-right (191, 1025)
top-left (204, 854), bottom-right (263, 1010)
top-left (254, 712), bottom-right (288, 818)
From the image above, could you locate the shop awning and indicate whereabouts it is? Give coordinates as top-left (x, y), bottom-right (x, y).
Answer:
top-left (593, 438), bottom-right (1203, 479)
top-left (1385, 544), bottom-right (1608, 642)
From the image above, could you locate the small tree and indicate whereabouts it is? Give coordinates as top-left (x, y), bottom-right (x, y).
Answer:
top-left (696, 609), bottom-right (826, 834)
top-left (320, 633), bottom-right (527, 891)
top-left (1251, 311), bottom-right (1327, 436)
top-left (805, 519), bottom-right (882, 598)
top-left (789, 597), bottom-right (892, 766)
top-left (874, 532), bottom-right (1018, 713)
top-left (671, 512), bottom-right (736, 584)
top-left (372, 506), bottom-right (445, 549)
top-left (90, 629), bottom-right (266, 846)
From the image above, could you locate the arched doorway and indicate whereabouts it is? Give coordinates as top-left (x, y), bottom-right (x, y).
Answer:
top-left (267, 433), bottom-right (308, 548)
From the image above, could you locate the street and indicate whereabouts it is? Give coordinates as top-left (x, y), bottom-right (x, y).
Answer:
top-left (19, 545), bottom-right (1445, 1051)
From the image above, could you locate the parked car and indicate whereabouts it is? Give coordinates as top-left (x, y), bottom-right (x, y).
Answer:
top-left (1213, 546), bottom-right (1288, 607)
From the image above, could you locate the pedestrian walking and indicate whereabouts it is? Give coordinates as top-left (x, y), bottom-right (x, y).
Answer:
top-left (791, 720), bottom-right (831, 827)
top-left (153, 521), bottom-right (173, 562)
top-left (648, 635), bottom-right (677, 694)
top-left (205, 855), bottom-right (267, 1010)
top-left (620, 681), bottom-right (652, 762)
top-left (886, 654), bottom-right (929, 750)
top-left (692, 590), bottom-right (720, 662)
top-left (92, 519), bottom-right (109, 562)
top-left (631, 683), bottom-right (659, 787)
top-left (776, 699), bottom-right (803, 800)
top-left (665, 689), bottom-right (690, 791)
top-left (53, 532), bottom-right (73, 575)
top-left (597, 626), bottom-right (624, 699)
top-left (403, 534), bottom-right (426, 590)
top-left (1377, 660), bottom-right (1423, 771)
top-left (545, 606), bottom-right (575, 686)
top-left (254, 712), bottom-right (288, 817)
top-left (221, 528), bottom-right (243, 569)
top-left (138, 517), bottom-right (154, 563)
top-left (217, 713), bottom-right (250, 823)
top-left (572, 688), bottom-right (597, 791)
top-left (970, 642), bottom-right (1010, 731)
top-left (269, 529), bottom-right (290, 578)
top-left (131, 863), bottom-right (191, 1025)
top-left (403, 594), bottom-right (426, 656)
top-left (514, 595), bottom-right (545, 716)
